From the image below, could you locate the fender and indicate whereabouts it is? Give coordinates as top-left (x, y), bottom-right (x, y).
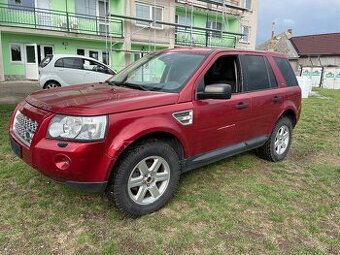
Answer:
top-left (105, 116), bottom-right (190, 162)
top-left (270, 101), bottom-right (299, 133)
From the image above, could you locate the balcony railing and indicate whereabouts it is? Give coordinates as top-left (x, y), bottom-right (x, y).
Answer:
top-left (0, 4), bottom-right (123, 38)
top-left (175, 27), bottom-right (237, 48)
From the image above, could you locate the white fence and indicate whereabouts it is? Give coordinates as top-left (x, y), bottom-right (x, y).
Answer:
top-left (301, 67), bottom-right (340, 90)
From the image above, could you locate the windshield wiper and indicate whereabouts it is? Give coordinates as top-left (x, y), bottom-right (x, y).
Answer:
top-left (111, 81), bottom-right (149, 91)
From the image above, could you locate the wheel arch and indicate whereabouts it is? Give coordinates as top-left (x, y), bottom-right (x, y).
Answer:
top-left (124, 131), bottom-right (185, 160)
top-left (43, 80), bottom-right (61, 89)
top-left (279, 108), bottom-right (297, 128)
top-left (106, 130), bottom-right (186, 181)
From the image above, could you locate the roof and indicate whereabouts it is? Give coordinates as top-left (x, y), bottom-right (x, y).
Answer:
top-left (168, 47), bottom-right (287, 58)
top-left (256, 31), bottom-right (299, 59)
top-left (290, 33), bottom-right (340, 56)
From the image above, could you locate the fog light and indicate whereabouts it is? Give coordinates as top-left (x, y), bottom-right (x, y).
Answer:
top-left (55, 154), bottom-right (71, 170)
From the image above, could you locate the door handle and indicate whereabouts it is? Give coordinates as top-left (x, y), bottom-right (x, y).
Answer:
top-left (272, 96), bottom-right (283, 102)
top-left (235, 102), bottom-right (249, 110)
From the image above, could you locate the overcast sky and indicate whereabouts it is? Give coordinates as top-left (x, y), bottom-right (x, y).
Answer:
top-left (257, 0), bottom-right (340, 45)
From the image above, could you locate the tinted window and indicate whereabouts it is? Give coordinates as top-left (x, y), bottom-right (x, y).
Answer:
top-left (55, 58), bottom-right (63, 67)
top-left (54, 58), bottom-right (83, 69)
top-left (274, 57), bottom-right (298, 86)
top-left (265, 58), bottom-right (278, 88)
top-left (240, 55), bottom-right (270, 92)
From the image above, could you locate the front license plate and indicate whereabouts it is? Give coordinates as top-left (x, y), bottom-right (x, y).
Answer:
top-left (10, 137), bottom-right (22, 158)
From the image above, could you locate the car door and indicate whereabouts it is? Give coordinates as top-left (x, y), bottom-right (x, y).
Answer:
top-left (54, 57), bottom-right (86, 85)
top-left (239, 54), bottom-right (284, 140)
top-left (191, 53), bottom-right (253, 156)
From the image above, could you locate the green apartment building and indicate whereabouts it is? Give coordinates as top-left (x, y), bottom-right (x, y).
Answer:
top-left (0, 0), bottom-right (258, 81)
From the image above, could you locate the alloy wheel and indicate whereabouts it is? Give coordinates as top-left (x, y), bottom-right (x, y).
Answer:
top-left (127, 156), bottom-right (170, 205)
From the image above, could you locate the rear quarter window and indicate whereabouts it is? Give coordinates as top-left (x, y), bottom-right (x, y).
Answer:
top-left (274, 57), bottom-right (298, 86)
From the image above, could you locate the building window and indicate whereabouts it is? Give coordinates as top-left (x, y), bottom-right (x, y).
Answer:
top-left (240, 26), bottom-right (250, 43)
top-left (243, 0), bottom-right (252, 10)
top-left (77, 48), bottom-right (109, 65)
top-left (102, 51), bottom-right (110, 65)
top-left (135, 3), bottom-right (163, 29)
top-left (89, 50), bottom-right (99, 60)
top-left (75, 0), bottom-right (97, 16)
top-left (206, 21), bottom-right (222, 38)
top-left (77, 49), bottom-right (85, 56)
top-left (8, 0), bottom-right (34, 11)
top-left (10, 44), bottom-right (23, 63)
top-left (176, 15), bottom-right (191, 26)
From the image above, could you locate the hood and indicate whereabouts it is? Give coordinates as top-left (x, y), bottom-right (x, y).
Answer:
top-left (25, 84), bottom-right (179, 115)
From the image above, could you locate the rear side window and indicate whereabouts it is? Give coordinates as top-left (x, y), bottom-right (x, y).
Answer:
top-left (54, 57), bottom-right (83, 69)
top-left (240, 55), bottom-right (274, 92)
top-left (54, 58), bottom-right (63, 67)
top-left (274, 57), bottom-right (298, 86)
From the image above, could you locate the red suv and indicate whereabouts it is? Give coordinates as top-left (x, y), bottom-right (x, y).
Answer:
top-left (9, 48), bottom-right (301, 217)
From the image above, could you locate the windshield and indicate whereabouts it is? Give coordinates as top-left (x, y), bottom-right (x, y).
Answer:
top-left (109, 51), bottom-right (207, 92)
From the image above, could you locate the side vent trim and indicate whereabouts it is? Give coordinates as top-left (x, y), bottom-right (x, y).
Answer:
top-left (172, 110), bottom-right (193, 126)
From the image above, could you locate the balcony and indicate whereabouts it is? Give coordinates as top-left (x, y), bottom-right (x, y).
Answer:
top-left (175, 27), bottom-right (237, 48)
top-left (0, 4), bottom-right (123, 38)
top-left (175, 0), bottom-right (247, 14)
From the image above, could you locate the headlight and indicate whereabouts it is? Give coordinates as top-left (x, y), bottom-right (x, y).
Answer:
top-left (47, 115), bottom-right (107, 141)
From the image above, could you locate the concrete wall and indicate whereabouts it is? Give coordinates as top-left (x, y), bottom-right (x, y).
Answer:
top-left (126, 0), bottom-right (175, 46)
top-left (237, 0), bottom-right (258, 50)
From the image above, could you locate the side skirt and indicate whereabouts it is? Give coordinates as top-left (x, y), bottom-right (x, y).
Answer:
top-left (181, 136), bottom-right (268, 173)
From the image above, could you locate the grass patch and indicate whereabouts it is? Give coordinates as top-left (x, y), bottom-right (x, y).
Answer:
top-left (0, 89), bottom-right (339, 254)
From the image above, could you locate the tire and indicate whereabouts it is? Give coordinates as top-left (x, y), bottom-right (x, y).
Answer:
top-left (256, 117), bottom-right (293, 162)
top-left (107, 140), bottom-right (181, 217)
top-left (44, 81), bottom-right (61, 89)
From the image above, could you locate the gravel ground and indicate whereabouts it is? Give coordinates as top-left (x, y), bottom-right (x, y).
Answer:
top-left (0, 81), bottom-right (40, 104)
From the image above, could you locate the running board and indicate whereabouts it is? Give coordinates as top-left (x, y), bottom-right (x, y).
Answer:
top-left (181, 136), bottom-right (268, 173)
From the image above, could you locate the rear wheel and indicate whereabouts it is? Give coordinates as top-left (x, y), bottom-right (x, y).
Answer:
top-left (256, 117), bottom-right (293, 162)
top-left (107, 141), bottom-right (180, 217)
top-left (44, 81), bottom-right (61, 89)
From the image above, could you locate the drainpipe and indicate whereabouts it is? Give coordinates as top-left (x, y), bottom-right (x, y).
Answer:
top-left (0, 31), bottom-right (5, 81)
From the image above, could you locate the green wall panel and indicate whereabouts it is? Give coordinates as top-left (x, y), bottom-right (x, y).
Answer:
top-left (1, 32), bottom-right (124, 76)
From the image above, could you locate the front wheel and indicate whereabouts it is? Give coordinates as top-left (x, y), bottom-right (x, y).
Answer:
top-left (107, 141), bottom-right (180, 217)
top-left (256, 117), bottom-right (293, 162)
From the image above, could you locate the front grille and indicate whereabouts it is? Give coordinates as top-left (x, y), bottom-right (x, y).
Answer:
top-left (13, 111), bottom-right (38, 146)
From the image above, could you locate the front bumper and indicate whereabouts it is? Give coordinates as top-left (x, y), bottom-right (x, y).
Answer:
top-left (9, 103), bottom-right (115, 192)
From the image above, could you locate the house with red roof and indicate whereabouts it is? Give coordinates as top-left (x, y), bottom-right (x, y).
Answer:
top-left (258, 31), bottom-right (340, 89)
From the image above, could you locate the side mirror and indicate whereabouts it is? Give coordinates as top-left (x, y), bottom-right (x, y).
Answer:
top-left (197, 83), bottom-right (232, 100)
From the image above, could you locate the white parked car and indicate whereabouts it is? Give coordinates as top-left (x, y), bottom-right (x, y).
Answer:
top-left (39, 54), bottom-right (116, 89)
